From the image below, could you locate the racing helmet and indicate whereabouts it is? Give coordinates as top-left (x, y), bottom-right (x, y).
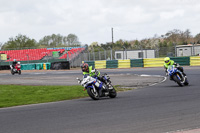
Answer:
top-left (164, 57), bottom-right (171, 65)
top-left (14, 59), bottom-right (16, 62)
top-left (81, 63), bottom-right (89, 72)
top-left (17, 62), bottom-right (20, 64)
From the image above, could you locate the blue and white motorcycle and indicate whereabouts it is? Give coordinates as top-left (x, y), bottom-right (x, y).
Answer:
top-left (167, 65), bottom-right (189, 87)
top-left (77, 73), bottom-right (117, 100)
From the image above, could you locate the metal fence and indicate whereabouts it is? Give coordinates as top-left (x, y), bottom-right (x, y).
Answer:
top-left (79, 47), bottom-right (175, 61)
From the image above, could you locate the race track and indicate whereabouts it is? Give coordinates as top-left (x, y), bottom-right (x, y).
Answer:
top-left (0, 67), bottom-right (200, 133)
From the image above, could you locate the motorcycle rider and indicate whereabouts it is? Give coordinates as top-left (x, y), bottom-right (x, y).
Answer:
top-left (81, 63), bottom-right (100, 78)
top-left (11, 59), bottom-right (17, 69)
top-left (80, 63), bottom-right (108, 95)
top-left (164, 57), bottom-right (186, 78)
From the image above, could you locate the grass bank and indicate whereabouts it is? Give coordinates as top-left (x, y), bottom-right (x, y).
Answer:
top-left (0, 85), bottom-right (135, 108)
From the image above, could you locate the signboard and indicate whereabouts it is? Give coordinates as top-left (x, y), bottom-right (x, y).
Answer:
top-left (0, 54), bottom-right (7, 60)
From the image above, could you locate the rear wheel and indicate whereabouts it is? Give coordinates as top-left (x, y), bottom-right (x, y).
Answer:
top-left (87, 87), bottom-right (100, 100)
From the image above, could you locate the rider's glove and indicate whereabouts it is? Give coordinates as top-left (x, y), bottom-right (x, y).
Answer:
top-left (91, 69), bottom-right (96, 73)
top-left (78, 80), bottom-right (82, 84)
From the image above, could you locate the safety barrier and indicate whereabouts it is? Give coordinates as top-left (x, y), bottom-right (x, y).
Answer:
top-left (118, 59), bottom-right (131, 68)
top-left (21, 64), bottom-right (36, 70)
top-left (84, 61), bottom-right (95, 68)
top-left (190, 56), bottom-right (200, 66)
top-left (131, 59), bottom-right (143, 67)
top-left (170, 57), bottom-right (190, 66)
top-left (21, 63), bottom-right (51, 70)
top-left (106, 60), bottom-right (118, 68)
top-left (95, 60), bottom-right (106, 69)
top-left (35, 63), bottom-right (43, 70)
top-left (143, 58), bottom-right (164, 67)
top-left (1, 56), bottom-right (199, 71)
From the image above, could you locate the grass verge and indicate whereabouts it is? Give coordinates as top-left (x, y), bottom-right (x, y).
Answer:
top-left (0, 85), bottom-right (135, 108)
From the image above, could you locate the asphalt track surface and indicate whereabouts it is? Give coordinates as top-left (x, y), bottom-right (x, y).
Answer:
top-left (0, 67), bottom-right (200, 133)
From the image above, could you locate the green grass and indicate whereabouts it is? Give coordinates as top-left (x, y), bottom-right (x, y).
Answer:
top-left (0, 85), bottom-right (88, 108)
top-left (0, 85), bottom-right (135, 108)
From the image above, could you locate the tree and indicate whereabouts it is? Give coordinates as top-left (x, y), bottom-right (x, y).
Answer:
top-left (0, 42), bottom-right (3, 50)
top-left (38, 33), bottom-right (80, 47)
top-left (194, 33), bottom-right (200, 43)
top-left (67, 34), bottom-right (80, 46)
top-left (38, 34), bottom-right (63, 47)
top-left (2, 34), bottom-right (37, 50)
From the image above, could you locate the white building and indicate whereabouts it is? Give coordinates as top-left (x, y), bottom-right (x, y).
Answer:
top-left (115, 49), bottom-right (155, 60)
top-left (176, 44), bottom-right (200, 56)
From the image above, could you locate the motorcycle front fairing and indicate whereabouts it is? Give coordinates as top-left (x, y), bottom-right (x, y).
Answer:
top-left (167, 65), bottom-right (184, 81)
top-left (82, 75), bottom-right (103, 90)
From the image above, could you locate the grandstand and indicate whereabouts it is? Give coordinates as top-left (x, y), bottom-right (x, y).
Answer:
top-left (0, 47), bottom-right (85, 62)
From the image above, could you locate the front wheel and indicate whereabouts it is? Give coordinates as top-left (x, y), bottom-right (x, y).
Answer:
top-left (184, 78), bottom-right (189, 86)
top-left (11, 70), bottom-right (15, 75)
top-left (109, 88), bottom-right (117, 98)
top-left (87, 87), bottom-right (100, 100)
top-left (173, 74), bottom-right (183, 87)
top-left (109, 85), bottom-right (117, 98)
top-left (18, 70), bottom-right (21, 75)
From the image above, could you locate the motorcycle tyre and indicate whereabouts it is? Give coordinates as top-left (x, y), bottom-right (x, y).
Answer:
top-left (173, 75), bottom-right (183, 87)
top-left (184, 78), bottom-right (189, 86)
top-left (109, 88), bottom-right (117, 98)
top-left (87, 88), bottom-right (100, 100)
top-left (11, 70), bottom-right (15, 75)
top-left (18, 70), bottom-right (21, 75)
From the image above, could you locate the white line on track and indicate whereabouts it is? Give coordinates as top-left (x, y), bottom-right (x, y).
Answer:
top-left (140, 74), bottom-right (167, 86)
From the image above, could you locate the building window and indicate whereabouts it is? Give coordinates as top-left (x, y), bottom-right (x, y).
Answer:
top-left (138, 52), bottom-right (143, 58)
top-left (116, 53), bottom-right (121, 59)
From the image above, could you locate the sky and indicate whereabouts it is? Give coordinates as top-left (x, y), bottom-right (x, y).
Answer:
top-left (0, 0), bottom-right (200, 45)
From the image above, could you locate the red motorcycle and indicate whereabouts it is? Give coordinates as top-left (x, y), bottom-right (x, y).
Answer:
top-left (10, 63), bottom-right (21, 75)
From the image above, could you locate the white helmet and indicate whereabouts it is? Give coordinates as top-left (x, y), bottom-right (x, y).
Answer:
top-left (17, 62), bottom-right (20, 64)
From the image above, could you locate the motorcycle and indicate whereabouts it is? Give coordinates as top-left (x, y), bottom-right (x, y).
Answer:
top-left (10, 64), bottom-right (21, 75)
top-left (77, 73), bottom-right (117, 100)
top-left (167, 65), bottom-right (189, 86)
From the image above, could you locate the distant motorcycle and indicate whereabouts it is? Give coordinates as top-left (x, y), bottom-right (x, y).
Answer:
top-left (77, 73), bottom-right (117, 100)
top-left (10, 63), bottom-right (21, 75)
top-left (167, 65), bottom-right (189, 86)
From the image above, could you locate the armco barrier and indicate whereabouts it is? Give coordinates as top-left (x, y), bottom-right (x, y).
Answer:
top-left (143, 58), bottom-right (164, 67)
top-left (118, 59), bottom-right (131, 68)
top-left (106, 60), bottom-right (118, 68)
top-left (131, 59), bottom-right (143, 67)
top-left (95, 60), bottom-right (106, 69)
top-left (170, 57), bottom-right (190, 66)
top-left (190, 56), bottom-right (200, 66)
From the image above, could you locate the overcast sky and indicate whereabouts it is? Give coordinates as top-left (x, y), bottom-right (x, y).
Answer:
top-left (0, 0), bottom-right (200, 45)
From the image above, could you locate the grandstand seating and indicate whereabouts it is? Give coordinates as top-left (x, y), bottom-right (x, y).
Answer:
top-left (0, 48), bottom-right (65, 61)
top-left (0, 47), bottom-right (85, 62)
top-left (59, 48), bottom-right (85, 59)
